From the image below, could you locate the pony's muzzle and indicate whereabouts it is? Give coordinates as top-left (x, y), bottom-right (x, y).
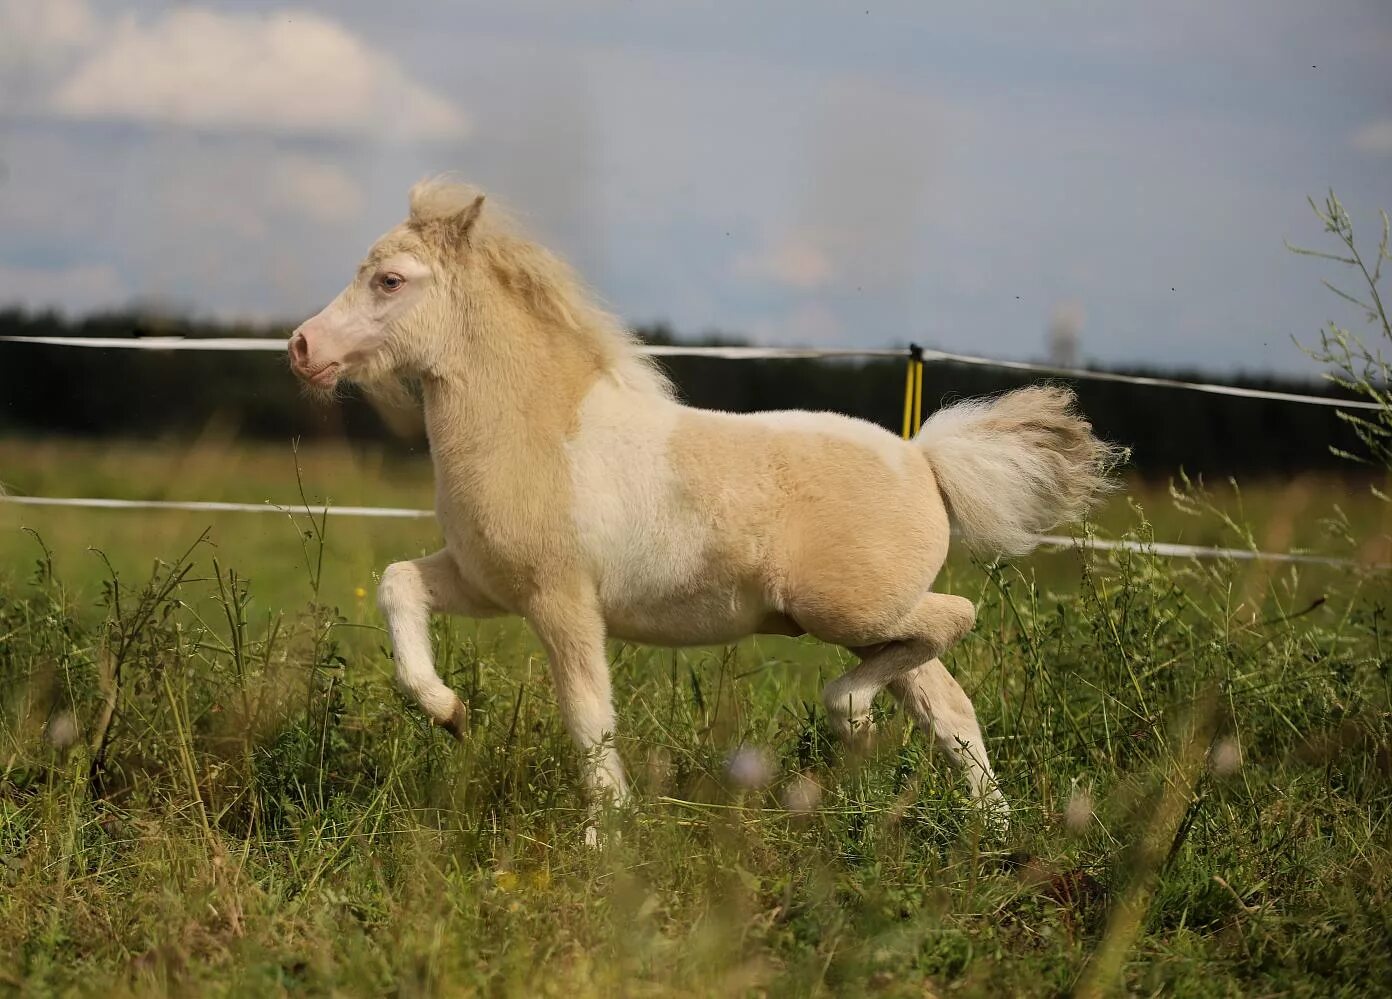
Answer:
top-left (287, 329), bottom-right (340, 387)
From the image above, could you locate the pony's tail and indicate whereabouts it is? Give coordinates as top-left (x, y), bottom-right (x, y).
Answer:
top-left (915, 386), bottom-right (1120, 556)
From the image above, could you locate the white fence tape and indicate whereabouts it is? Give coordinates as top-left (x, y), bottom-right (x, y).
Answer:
top-left (0, 495), bottom-right (433, 519)
top-left (0, 334), bottom-right (1379, 410)
top-left (0, 494), bottom-right (1368, 567)
top-left (1030, 533), bottom-right (1362, 567)
top-left (0, 335), bottom-right (287, 352)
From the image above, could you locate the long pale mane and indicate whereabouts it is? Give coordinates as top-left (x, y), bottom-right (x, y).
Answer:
top-left (409, 179), bottom-right (673, 398)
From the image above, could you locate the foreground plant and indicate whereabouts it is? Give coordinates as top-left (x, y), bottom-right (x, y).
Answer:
top-left (1291, 192), bottom-right (1392, 473)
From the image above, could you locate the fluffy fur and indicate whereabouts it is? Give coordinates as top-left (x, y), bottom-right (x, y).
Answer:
top-left (288, 178), bottom-right (1117, 834)
top-left (916, 386), bottom-right (1119, 555)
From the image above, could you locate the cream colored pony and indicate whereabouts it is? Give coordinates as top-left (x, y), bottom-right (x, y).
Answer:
top-left (289, 180), bottom-right (1113, 835)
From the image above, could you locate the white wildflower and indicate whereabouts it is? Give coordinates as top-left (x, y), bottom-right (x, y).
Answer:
top-left (47, 710), bottom-right (79, 750)
top-left (782, 773), bottom-right (824, 813)
top-left (1211, 737), bottom-right (1243, 776)
top-left (1064, 782), bottom-right (1094, 834)
top-left (726, 745), bottom-right (776, 790)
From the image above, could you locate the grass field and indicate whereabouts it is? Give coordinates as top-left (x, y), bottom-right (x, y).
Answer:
top-left (2, 436), bottom-right (1391, 996)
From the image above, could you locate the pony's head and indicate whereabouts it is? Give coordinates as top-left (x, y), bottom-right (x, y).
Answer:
top-left (290, 178), bottom-right (670, 397)
top-left (288, 180), bottom-right (488, 391)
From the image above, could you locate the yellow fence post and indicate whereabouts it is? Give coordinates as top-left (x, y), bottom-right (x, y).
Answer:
top-left (902, 343), bottom-right (925, 439)
top-left (912, 344), bottom-right (924, 435)
top-left (901, 350), bottom-right (916, 440)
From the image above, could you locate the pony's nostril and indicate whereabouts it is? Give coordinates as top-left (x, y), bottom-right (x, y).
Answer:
top-left (289, 332), bottom-right (309, 366)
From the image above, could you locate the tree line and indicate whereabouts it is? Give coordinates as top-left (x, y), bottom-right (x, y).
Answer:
top-left (0, 309), bottom-right (1368, 479)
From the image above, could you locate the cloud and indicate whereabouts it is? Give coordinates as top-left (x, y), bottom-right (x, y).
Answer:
top-left (1351, 119), bottom-right (1392, 155)
top-left (0, 262), bottom-right (127, 314)
top-left (734, 237), bottom-right (834, 289)
top-left (46, 6), bottom-right (468, 141)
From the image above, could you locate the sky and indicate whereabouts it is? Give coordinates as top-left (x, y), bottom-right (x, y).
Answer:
top-left (0, 0), bottom-right (1389, 376)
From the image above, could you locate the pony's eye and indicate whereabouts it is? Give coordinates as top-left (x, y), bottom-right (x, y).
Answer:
top-left (379, 273), bottom-right (405, 292)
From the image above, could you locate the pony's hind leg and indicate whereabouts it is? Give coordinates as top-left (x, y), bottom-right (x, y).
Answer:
top-left (889, 658), bottom-right (1006, 818)
top-left (819, 591), bottom-right (976, 743)
top-left (820, 592), bottom-right (1005, 817)
top-left (378, 549), bottom-right (500, 738)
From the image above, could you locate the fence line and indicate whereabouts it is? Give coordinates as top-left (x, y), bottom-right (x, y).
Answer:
top-left (0, 334), bottom-right (1379, 410)
top-left (0, 495), bottom-right (433, 519)
top-left (0, 494), bottom-right (1369, 568)
top-left (1, 334), bottom-right (1380, 568)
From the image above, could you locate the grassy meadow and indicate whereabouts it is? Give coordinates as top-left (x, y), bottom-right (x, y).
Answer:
top-left (2, 435), bottom-right (1391, 996)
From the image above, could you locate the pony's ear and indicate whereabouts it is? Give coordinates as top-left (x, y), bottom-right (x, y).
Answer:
top-left (444, 194), bottom-right (485, 244)
top-left (408, 184), bottom-right (485, 248)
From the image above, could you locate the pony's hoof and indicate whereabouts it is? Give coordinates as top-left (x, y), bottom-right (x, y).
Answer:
top-left (828, 716), bottom-right (878, 755)
top-left (435, 698), bottom-right (468, 741)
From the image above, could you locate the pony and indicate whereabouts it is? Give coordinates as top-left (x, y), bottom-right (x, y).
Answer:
top-left (288, 179), bottom-right (1115, 837)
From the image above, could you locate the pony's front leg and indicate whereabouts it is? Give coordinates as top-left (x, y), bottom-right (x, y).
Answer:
top-left (526, 587), bottom-right (627, 843)
top-left (378, 549), bottom-right (499, 738)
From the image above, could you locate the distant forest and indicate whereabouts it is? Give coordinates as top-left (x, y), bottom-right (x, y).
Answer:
top-left (0, 309), bottom-right (1371, 479)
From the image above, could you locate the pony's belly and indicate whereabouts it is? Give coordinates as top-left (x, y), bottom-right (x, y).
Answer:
top-left (603, 587), bottom-right (781, 647)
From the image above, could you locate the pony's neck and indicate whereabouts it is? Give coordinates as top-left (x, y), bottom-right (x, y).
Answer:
top-left (419, 309), bottom-right (606, 487)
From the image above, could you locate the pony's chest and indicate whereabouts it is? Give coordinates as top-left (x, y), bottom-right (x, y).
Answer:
top-left (433, 478), bottom-right (566, 610)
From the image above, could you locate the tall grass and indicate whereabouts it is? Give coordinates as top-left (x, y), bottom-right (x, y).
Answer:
top-left (2, 471), bottom-right (1388, 996)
